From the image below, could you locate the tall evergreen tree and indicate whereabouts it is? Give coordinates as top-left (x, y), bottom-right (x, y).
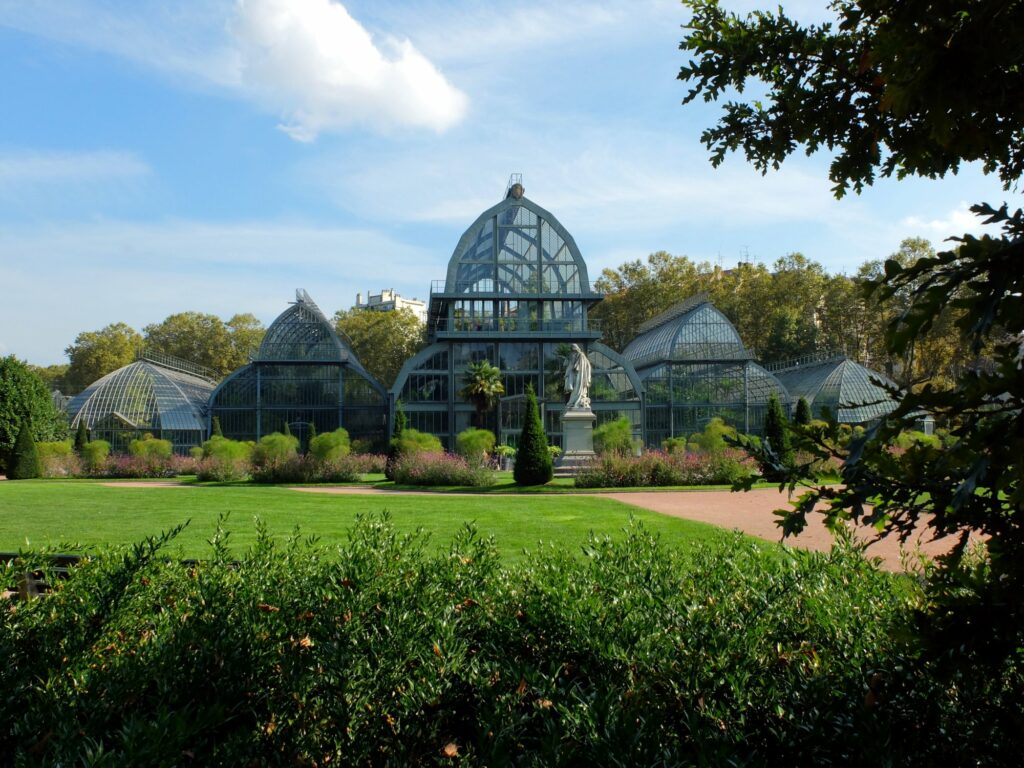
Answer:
top-left (74, 419), bottom-right (89, 454)
top-left (794, 397), bottom-right (812, 426)
top-left (385, 401), bottom-right (408, 481)
top-left (8, 420), bottom-right (40, 480)
top-left (211, 416), bottom-right (224, 437)
top-left (760, 394), bottom-right (793, 480)
top-left (514, 385), bottom-right (552, 486)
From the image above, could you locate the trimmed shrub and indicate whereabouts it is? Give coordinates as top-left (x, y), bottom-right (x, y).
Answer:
top-left (128, 436), bottom-right (173, 460)
top-left (514, 384), bottom-right (552, 486)
top-left (8, 421), bottom-right (41, 479)
top-left (391, 451), bottom-right (494, 487)
top-left (80, 440), bottom-right (111, 472)
top-left (761, 393), bottom-right (793, 479)
top-left (593, 417), bottom-right (635, 456)
top-left (196, 437), bottom-right (253, 482)
top-left (252, 432), bottom-right (299, 465)
top-left (211, 415), bottom-right (224, 437)
top-left (73, 420), bottom-right (89, 453)
top-left (894, 430), bottom-right (942, 450)
top-left (662, 436), bottom-right (687, 453)
top-left (309, 428), bottom-right (351, 462)
top-left (394, 428), bottom-right (443, 456)
top-left (688, 417), bottom-right (737, 454)
top-left (794, 396), bottom-right (813, 425)
top-left (455, 427), bottom-right (496, 466)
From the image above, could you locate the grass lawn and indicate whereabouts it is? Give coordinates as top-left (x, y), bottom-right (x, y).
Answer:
top-left (0, 480), bottom-right (744, 563)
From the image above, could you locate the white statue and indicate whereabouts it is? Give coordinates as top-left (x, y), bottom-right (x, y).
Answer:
top-left (564, 343), bottom-right (592, 410)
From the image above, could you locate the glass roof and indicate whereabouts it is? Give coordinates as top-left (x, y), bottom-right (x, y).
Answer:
top-left (622, 299), bottom-right (752, 371)
top-left (68, 360), bottom-right (215, 433)
top-left (773, 357), bottom-right (898, 423)
top-left (256, 289), bottom-right (351, 363)
top-left (442, 194), bottom-right (596, 297)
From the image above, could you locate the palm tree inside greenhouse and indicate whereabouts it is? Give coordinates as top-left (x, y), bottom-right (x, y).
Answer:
top-left (459, 360), bottom-right (504, 429)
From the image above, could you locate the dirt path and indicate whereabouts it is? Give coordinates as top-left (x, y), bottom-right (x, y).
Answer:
top-left (293, 485), bottom-right (973, 570)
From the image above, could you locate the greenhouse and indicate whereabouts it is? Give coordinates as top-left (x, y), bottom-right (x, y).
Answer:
top-left (769, 354), bottom-right (902, 426)
top-left (67, 352), bottom-right (217, 454)
top-left (392, 181), bottom-right (644, 448)
top-left (622, 295), bottom-right (790, 445)
top-left (209, 290), bottom-right (389, 447)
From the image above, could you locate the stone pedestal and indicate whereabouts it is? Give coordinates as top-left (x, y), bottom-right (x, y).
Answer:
top-left (555, 407), bottom-right (596, 478)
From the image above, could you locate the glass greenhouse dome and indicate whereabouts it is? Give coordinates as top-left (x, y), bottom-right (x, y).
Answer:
top-left (769, 354), bottom-right (901, 425)
top-left (622, 295), bottom-right (790, 444)
top-left (209, 290), bottom-right (388, 446)
top-left (67, 352), bottom-right (217, 454)
top-left (393, 181), bottom-right (644, 448)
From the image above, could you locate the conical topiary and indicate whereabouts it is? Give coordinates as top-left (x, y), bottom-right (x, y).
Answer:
top-left (514, 384), bottom-right (552, 486)
top-left (212, 415), bottom-right (224, 437)
top-left (8, 420), bottom-right (40, 480)
top-left (283, 421), bottom-right (292, 438)
top-left (794, 396), bottom-right (812, 426)
top-left (74, 419), bottom-right (89, 454)
top-left (761, 393), bottom-right (794, 480)
top-left (385, 401), bottom-right (407, 481)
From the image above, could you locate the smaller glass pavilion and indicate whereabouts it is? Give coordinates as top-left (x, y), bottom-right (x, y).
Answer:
top-left (67, 352), bottom-right (217, 454)
top-left (209, 290), bottom-right (388, 446)
top-left (768, 354), bottom-right (901, 425)
top-left (622, 294), bottom-right (790, 445)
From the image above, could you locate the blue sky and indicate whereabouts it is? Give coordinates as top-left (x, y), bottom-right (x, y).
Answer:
top-left (0, 0), bottom-right (1010, 365)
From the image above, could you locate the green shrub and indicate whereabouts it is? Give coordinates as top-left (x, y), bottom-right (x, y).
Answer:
top-left (80, 440), bottom-right (111, 471)
top-left (252, 432), bottom-right (299, 466)
top-left (662, 436), bottom-right (687, 453)
top-left (8, 421), bottom-right (41, 479)
top-left (688, 417), bottom-right (737, 454)
top-left (575, 449), bottom-right (755, 488)
top-left (393, 428), bottom-right (443, 456)
top-left (73, 420), bottom-right (89, 453)
top-left (128, 435), bottom-right (173, 460)
top-left (593, 417), bottom-right (635, 456)
top-left (36, 440), bottom-right (80, 478)
top-left (514, 384), bottom-right (552, 485)
top-left (3, 517), bottom-right (1007, 765)
top-left (196, 437), bottom-right (253, 482)
top-left (309, 428), bottom-right (351, 462)
top-left (455, 428), bottom-right (496, 466)
top-left (760, 393), bottom-right (793, 479)
top-left (894, 430), bottom-right (942, 450)
top-left (189, 446), bottom-right (204, 459)
top-left (794, 396), bottom-right (813, 425)
top-left (211, 415), bottom-right (224, 437)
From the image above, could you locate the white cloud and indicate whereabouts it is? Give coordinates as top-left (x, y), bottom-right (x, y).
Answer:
top-left (230, 0), bottom-right (468, 139)
top-left (0, 149), bottom-right (149, 187)
top-left (902, 202), bottom-right (990, 240)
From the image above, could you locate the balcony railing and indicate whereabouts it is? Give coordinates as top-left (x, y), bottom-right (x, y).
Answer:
top-left (431, 317), bottom-right (602, 337)
top-left (430, 279), bottom-right (603, 296)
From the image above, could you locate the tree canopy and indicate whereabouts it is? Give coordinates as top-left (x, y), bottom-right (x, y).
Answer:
top-left (679, 0), bottom-right (1024, 196)
top-left (143, 312), bottom-right (264, 379)
top-left (680, 0), bottom-right (1024, 671)
top-left (64, 323), bottom-right (142, 394)
top-left (333, 307), bottom-right (425, 388)
top-left (0, 356), bottom-right (67, 472)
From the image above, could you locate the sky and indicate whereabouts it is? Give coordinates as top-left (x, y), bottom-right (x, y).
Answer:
top-left (0, 0), bottom-right (1012, 366)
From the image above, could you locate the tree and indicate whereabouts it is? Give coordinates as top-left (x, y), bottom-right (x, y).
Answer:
top-left (681, 0), bottom-right (1024, 690)
top-left (793, 397), bottom-right (812, 426)
top-left (459, 360), bottom-right (505, 429)
top-left (679, 1), bottom-right (1024, 197)
top-left (334, 308), bottom-right (425, 388)
top-left (514, 385), bottom-right (552, 486)
top-left (225, 313), bottom-right (266, 370)
top-left (143, 312), bottom-right (261, 379)
top-left (28, 363), bottom-right (69, 393)
top-left (0, 356), bottom-right (67, 473)
top-left (74, 419), bottom-right (89, 453)
top-left (760, 393), bottom-right (792, 480)
top-left (8, 420), bottom-right (40, 480)
top-left (64, 322), bottom-right (142, 393)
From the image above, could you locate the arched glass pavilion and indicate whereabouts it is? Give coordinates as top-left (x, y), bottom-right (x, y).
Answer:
top-left (209, 290), bottom-right (388, 446)
top-left (392, 183), bottom-right (644, 448)
top-left (769, 354), bottom-right (900, 425)
top-left (622, 295), bottom-right (790, 445)
top-left (67, 352), bottom-right (217, 454)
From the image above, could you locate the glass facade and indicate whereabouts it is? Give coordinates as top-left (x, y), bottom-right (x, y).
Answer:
top-left (393, 190), bottom-right (643, 448)
top-left (210, 290), bottom-right (388, 446)
top-left (623, 296), bottom-right (790, 444)
top-left (67, 356), bottom-right (216, 454)
top-left (770, 355), bottom-right (899, 425)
